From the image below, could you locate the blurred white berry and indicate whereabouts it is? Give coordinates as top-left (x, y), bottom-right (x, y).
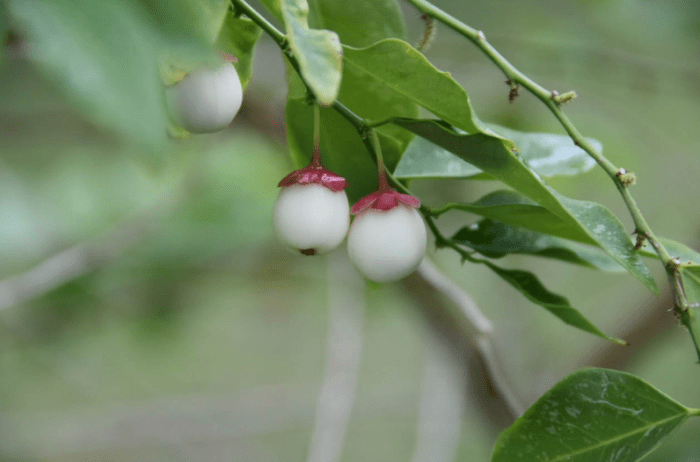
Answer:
top-left (166, 60), bottom-right (242, 134)
top-left (273, 158), bottom-right (349, 256)
top-left (347, 187), bottom-right (426, 282)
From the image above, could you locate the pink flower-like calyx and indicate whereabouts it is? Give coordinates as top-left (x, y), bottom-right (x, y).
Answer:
top-left (351, 188), bottom-right (421, 214)
top-left (277, 159), bottom-right (348, 192)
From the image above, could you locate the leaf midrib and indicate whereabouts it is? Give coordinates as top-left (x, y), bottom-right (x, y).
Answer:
top-left (517, 411), bottom-right (688, 462)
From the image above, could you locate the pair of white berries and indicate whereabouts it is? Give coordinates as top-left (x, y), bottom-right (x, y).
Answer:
top-left (273, 159), bottom-right (428, 283)
top-left (164, 58), bottom-right (427, 282)
top-left (166, 55), bottom-right (243, 134)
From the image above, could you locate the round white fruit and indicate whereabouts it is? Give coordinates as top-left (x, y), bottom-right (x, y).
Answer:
top-left (347, 206), bottom-right (427, 282)
top-left (273, 183), bottom-right (350, 255)
top-left (166, 63), bottom-right (242, 134)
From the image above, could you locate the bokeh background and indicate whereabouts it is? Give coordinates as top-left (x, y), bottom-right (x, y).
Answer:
top-left (1, 0), bottom-right (700, 460)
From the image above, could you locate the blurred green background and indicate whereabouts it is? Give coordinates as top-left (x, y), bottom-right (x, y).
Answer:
top-left (1, 0), bottom-right (699, 460)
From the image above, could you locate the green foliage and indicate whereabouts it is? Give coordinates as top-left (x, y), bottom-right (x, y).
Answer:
top-left (433, 190), bottom-right (588, 242)
top-left (3, 0), bottom-right (220, 150)
top-left (452, 219), bottom-right (623, 271)
top-left (395, 124), bottom-right (601, 180)
top-left (280, 0), bottom-right (342, 105)
top-left (639, 237), bottom-right (700, 264)
top-left (471, 258), bottom-right (624, 344)
top-left (216, 11), bottom-right (262, 88)
top-left (389, 119), bottom-right (658, 293)
top-left (678, 264), bottom-right (700, 358)
top-left (492, 368), bottom-right (696, 462)
top-left (343, 39), bottom-right (484, 134)
top-left (3, 0), bottom-right (699, 458)
top-left (283, 0), bottom-right (416, 202)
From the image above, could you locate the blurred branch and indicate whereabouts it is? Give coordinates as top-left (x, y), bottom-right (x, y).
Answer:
top-left (582, 288), bottom-right (677, 370)
top-left (0, 181), bottom-right (187, 313)
top-left (0, 381), bottom-right (418, 458)
top-left (416, 259), bottom-right (525, 418)
top-left (305, 251), bottom-right (364, 462)
top-left (411, 325), bottom-right (466, 462)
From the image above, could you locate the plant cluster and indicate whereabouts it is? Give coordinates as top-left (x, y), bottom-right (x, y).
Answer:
top-left (3, 0), bottom-right (700, 460)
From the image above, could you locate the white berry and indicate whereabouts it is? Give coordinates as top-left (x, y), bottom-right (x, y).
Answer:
top-left (273, 183), bottom-right (350, 255)
top-left (347, 205), bottom-right (427, 282)
top-left (166, 62), bottom-right (242, 134)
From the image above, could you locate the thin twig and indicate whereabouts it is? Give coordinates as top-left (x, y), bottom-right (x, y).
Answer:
top-left (417, 259), bottom-right (525, 417)
top-left (305, 251), bottom-right (364, 462)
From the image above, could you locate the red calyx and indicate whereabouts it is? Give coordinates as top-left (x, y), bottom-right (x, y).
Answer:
top-left (351, 189), bottom-right (420, 214)
top-left (351, 171), bottom-right (420, 214)
top-left (277, 155), bottom-right (348, 192)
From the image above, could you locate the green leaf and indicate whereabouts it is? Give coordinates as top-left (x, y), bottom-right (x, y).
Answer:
top-left (284, 1), bottom-right (416, 202)
top-left (678, 264), bottom-right (700, 360)
top-left (256, 0), bottom-right (281, 21)
top-left (280, 0), bottom-right (342, 105)
top-left (679, 265), bottom-right (700, 303)
top-left (491, 124), bottom-right (600, 177)
top-left (639, 237), bottom-right (700, 264)
top-left (394, 134), bottom-right (484, 179)
top-left (216, 11), bottom-right (262, 88)
top-left (343, 39), bottom-right (485, 134)
top-left (5, 0), bottom-right (208, 149)
top-left (395, 124), bottom-right (601, 180)
top-left (453, 219), bottom-right (624, 272)
top-left (435, 190), bottom-right (592, 243)
top-left (492, 368), bottom-right (693, 462)
top-left (476, 259), bottom-right (624, 343)
top-left (391, 118), bottom-right (658, 293)
top-left (306, 0), bottom-right (407, 47)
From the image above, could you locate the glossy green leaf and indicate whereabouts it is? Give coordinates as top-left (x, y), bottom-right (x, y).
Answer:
top-left (5, 0), bottom-right (210, 149)
top-left (391, 118), bottom-right (658, 293)
top-left (639, 237), bottom-right (700, 264)
top-left (476, 259), bottom-right (624, 343)
top-left (492, 124), bottom-right (600, 177)
top-left (678, 264), bottom-right (700, 359)
top-left (280, 0), bottom-right (341, 105)
top-left (492, 368), bottom-right (693, 462)
top-left (395, 124), bottom-right (601, 179)
top-left (284, 1), bottom-right (416, 202)
top-left (680, 265), bottom-right (700, 302)
top-left (453, 219), bottom-right (623, 272)
top-left (435, 190), bottom-right (592, 243)
top-left (394, 134), bottom-right (484, 179)
top-left (343, 39), bottom-right (486, 134)
top-left (306, 0), bottom-right (406, 47)
top-left (216, 11), bottom-right (262, 88)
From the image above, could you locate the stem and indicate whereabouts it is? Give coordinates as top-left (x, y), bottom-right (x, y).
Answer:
top-left (367, 129), bottom-right (391, 191)
top-left (404, 0), bottom-right (685, 308)
top-left (312, 103), bottom-right (321, 166)
top-left (232, 0), bottom-right (285, 45)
